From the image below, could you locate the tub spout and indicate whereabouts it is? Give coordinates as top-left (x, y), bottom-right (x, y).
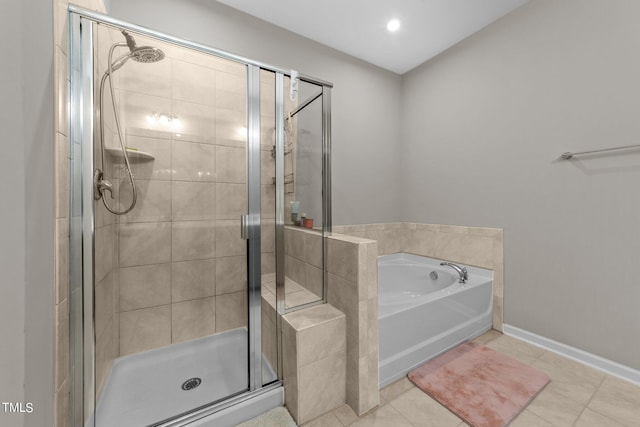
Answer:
top-left (440, 262), bottom-right (468, 283)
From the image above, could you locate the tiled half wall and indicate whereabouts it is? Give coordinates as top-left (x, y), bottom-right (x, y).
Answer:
top-left (281, 304), bottom-right (346, 424)
top-left (326, 233), bottom-right (380, 415)
top-left (285, 227), bottom-right (380, 416)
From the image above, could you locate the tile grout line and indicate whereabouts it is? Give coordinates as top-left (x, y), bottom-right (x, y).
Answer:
top-left (515, 388), bottom-right (565, 427)
top-left (387, 388), bottom-right (433, 427)
top-left (331, 408), bottom-right (350, 427)
top-left (528, 350), bottom-right (605, 427)
top-left (568, 374), bottom-right (614, 427)
top-left (388, 398), bottom-right (419, 427)
top-left (531, 348), bottom-right (547, 364)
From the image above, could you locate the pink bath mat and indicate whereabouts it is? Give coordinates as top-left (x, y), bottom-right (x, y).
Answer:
top-left (408, 341), bottom-right (549, 427)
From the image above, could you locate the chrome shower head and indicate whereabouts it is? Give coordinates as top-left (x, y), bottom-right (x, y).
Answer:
top-left (129, 46), bottom-right (165, 64)
top-left (120, 30), bottom-right (165, 63)
top-left (108, 32), bottom-right (165, 72)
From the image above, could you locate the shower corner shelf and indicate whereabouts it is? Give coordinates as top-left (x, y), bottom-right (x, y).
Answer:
top-left (106, 147), bottom-right (155, 160)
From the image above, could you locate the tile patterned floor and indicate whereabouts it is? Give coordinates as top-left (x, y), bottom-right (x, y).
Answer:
top-left (301, 331), bottom-right (640, 427)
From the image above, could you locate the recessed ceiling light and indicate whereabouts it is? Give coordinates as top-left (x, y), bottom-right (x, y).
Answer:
top-left (387, 19), bottom-right (400, 32)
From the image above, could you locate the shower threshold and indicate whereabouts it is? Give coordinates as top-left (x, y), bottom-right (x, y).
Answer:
top-left (94, 328), bottom-right (278, 427)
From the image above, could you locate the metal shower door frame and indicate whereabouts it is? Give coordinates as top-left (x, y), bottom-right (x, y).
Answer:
top-left (246, 64), bottom-right (263, 391)
top-left (274, 79), bottom-right (333, 318)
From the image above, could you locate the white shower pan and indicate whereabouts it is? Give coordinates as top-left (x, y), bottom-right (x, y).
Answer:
top-left (94, 328), bottom-right (280, 427)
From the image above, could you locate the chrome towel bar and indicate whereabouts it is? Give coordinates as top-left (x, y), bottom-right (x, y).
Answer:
top-left (561, 143), bottom-right (640, 159)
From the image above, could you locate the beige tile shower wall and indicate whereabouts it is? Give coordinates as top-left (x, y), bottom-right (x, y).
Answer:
top-left (111, 37), bottom-right (251, 357)
top-left (333, 223), bottom-right (505, 331)
top-left (93, 223), bottom-right (118, 396)
top-left (326, 233), bottom-right (379, 415)
top-left (284, 226), bottom-right (324, 299)
top-left (93, 24), bottom-right (122, 400)
top-left (54, 0), bottom-right (108, 425)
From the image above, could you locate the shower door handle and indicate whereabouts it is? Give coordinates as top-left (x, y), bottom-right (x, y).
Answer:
top-left (240, 214), bottom-right (249, 240)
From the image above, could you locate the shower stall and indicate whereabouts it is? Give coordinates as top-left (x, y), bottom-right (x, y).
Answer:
top-left (68, 6), bottom-right (332, 426)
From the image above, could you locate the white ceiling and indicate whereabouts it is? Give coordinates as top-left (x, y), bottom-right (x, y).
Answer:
top-left (217, 0), bottom-right (530, 74)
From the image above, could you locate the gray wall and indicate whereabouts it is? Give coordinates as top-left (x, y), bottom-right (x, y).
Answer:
top-left (23, 0), bottom-right (56, 423)
top-left (401, 0), bottom-right (640, 370)
top-left (109, 0), bottom-right (403, 226)
top-left (1, 0), bottom-right (26, 425)
top-left (1, 0), bottom-right (55, 425)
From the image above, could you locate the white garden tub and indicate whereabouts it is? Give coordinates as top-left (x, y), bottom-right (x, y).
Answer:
top-left (378, 253), bottom-right (493, 387)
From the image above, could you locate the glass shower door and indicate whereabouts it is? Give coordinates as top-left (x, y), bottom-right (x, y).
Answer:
top-left (257, 71), bottom-right (331, 380)
top-left (69, 15), bottom-right (271, 427)
top-left (281, 78), bottom-right (328, 311)
top-left (91, 22), bottom-right (252, 426)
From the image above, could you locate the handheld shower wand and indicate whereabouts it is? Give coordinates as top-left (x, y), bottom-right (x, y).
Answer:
top-left (94, 31), bottom-right (165, 215)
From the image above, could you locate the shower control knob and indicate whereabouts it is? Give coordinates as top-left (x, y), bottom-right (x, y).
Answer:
top-left (93, 169), bottom-right (114, 200)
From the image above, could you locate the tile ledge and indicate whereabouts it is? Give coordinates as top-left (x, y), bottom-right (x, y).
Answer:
top-left (283, 303), bottom-right (345, 332)
top-left (327, 233), bottom-right (376, 244)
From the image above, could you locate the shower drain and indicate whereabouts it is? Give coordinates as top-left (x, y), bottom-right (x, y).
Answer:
top-left (181, 377), bottom-right (202, 391)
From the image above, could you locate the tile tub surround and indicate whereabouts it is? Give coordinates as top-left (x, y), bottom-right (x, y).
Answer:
top-left (326, 233), bottom-right (380, 415)
top-left (282, 303), bottom-right (347, 425)
top-left (333, 222), bottom-right (504, 331)
top-left (301, 330), bottom-right (640, 427)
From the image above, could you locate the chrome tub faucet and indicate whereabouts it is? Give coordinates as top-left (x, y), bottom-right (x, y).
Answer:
top-left (440, 262), bottom-right (468, 283)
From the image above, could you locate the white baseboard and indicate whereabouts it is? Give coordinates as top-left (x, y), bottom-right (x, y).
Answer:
top-left (503, 324), bottom-right (640, 387)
